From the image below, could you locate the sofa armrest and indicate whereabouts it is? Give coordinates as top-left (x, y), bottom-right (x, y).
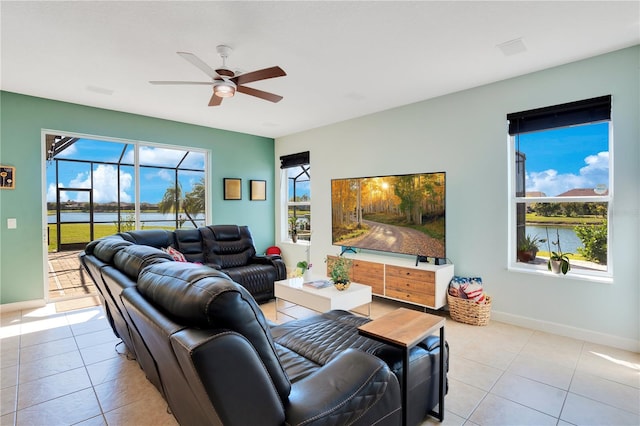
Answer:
top-left (172, 329), bottom-right (287, 426)
top-left (251, 255), bottom-right (287, 280)
top-left (250, 254), bottom-right (280, 264)
top-left (418, 335), bottom-right (449, 373)
top-left (286, 349), bottom-right (401, 426)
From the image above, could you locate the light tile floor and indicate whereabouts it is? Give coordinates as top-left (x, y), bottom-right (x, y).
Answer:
top-left (1, 296), bottom-right (638, 426)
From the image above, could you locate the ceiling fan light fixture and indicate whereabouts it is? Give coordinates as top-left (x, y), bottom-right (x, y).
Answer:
top-left (213, 81), bottom-right (236, 98)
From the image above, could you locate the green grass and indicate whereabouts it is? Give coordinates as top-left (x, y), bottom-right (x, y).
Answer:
top-left (525, 213), bottom-right (605, 226)
top-left (536, 250), bottom-right (585, 261)
top-left (47, 223), bottom-right (173, 252)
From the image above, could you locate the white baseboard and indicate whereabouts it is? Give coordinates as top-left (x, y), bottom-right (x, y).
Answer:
top-left (0, 299), bottom-right (46, 314)
top-left (491, 310), bottom-right (640, 353)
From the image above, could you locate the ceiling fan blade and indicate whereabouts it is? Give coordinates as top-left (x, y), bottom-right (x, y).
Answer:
top-left (177, 52), bottom-right (219, 79)
top-left (232, 66), bottom-right (286, 86)
top-left (208, 93), bottom-right (223, 107)
top-left (149, 81), bottom-right (214, 85)
top-left (237, 85), bottom-right (283, 103)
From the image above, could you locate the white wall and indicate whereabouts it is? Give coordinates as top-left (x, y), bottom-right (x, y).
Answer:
top-left (275, 46), bottom-right (639, 351)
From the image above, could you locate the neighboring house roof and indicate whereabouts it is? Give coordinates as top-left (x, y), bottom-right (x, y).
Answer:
top-left (557, 188), bottom-right (609, 197)
top-left (526, 191), bottom-right (547, 197)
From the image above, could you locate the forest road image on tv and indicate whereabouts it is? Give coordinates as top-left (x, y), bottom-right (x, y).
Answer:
top-left (331, 172), bottom-right (446, 258)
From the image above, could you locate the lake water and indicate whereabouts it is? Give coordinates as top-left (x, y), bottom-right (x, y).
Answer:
top-left (526, 225), bottom-right (582, 254)
top-left (48, 212), bottom-right (205, 228)
top-left (49, 213), bottom-right (586, 253)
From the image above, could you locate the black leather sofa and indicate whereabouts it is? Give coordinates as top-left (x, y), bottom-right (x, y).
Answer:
top-left (80, 231), bottom-right (448, 426)
top-left (115, 225), bottom-right (286, 303)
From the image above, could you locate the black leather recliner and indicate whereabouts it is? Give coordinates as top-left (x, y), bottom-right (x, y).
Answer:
top-left (199, 225), bottom-right (286, 301)
top-left (115, 225), bottom-right (286, 302)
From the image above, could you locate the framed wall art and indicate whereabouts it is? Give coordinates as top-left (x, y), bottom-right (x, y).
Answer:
top-left (250, 180), bottom-right (266, 201)
top-left (223, 178), bottom-right (242, 200)
top-left (0, 166), bottom-right (15, 189)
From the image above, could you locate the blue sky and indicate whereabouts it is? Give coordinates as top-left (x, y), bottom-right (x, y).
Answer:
top-left (47, 139), bottom-right (205, 204)
top-left (518, 122), bottom-right (609, 197)
top-left (47, 123), bottom-right (608, 204)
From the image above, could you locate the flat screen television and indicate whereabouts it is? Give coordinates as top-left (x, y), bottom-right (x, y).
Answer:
top-left (331, 172), bottom-right (446, 260)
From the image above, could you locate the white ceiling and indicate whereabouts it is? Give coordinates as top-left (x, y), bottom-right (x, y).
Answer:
top-left (1, 1), bottom-right (638, 139)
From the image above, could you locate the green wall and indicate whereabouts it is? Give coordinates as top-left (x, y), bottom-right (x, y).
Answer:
top-left (0, 91), bottom-right (275, 305)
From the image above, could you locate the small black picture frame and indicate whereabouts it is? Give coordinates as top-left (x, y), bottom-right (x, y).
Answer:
top-left (0, 166), bottom-right (15, 189)
top-left (223, 178), bottom-right (242, 200)
top-left (250, 180), bottom-right (267, 201)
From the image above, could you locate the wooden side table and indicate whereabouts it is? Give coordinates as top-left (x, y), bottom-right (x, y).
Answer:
top-left (357, 308), bottom-right (446, 425)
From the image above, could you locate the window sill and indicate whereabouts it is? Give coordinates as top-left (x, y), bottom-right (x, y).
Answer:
top-left (282, 240), bottom-right (310, 246)
top-left (508, 263), bottom-right (613, 284)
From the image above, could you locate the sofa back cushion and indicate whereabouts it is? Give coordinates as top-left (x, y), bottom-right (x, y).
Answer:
top-left (119, 229), bottom-right (175, 249)
top-left (138, 262), bottom-right (291, 402)
top-left (202, 225), bottom-right (256, 268)
top-left (113, 245), bottom-right (173, 280)
top-left (90, 237), bottom-right (133, 263)
top-left (174, 229), bottom-right (205, 263)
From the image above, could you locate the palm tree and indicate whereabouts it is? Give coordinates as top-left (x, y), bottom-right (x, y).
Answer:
top-left (158, 183), bottom-right (185, 227)
top-left (158, 178), bottom-right (205, 228)
top-left (183, 178), bottom-right (205, 222)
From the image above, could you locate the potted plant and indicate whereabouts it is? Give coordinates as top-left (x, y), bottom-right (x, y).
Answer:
top-left (288, 216), bottom-right (298, 243)
top-left (517, 234), bottom-right (546, 262)
top-left (326, 256), bottom-right (352, 291)
top-left (545, 228), bottom-right (571, 274)
top-left (295, 260), bottom-right (308, 277)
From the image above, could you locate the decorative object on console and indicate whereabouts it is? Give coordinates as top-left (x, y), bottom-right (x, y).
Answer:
top-left (223, 178), bottom-right (242, 200)
top-left (250, 179), bottom-right (266, 201)
top-left (331, 172), bottom-right (446, 260)
top-left (447, 276), bottom-right (491, 325)
top-left (0, 166), bottom-right (15, 189)
top-left (327, 255), bottom-right (352, 291)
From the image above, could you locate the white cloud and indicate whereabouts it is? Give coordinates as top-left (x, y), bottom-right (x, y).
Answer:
top-left (46, 183), bottom-right (66, 202)
top-left (49, 165), bottom-right (133, 203)
top-left (526, 151), bottom-right (609, 196)
top-left (580, 151), bottom-right (609, 183)
top-left (156, 169), bottom-right (173, 182)
top-left (122, 146), bottom-right (204, 169)
top-left (55, 143), bottom-right (78, 158)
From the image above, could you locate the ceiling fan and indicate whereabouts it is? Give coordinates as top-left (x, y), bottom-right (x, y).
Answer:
top-left (150, 45), bottom-right (286, 106)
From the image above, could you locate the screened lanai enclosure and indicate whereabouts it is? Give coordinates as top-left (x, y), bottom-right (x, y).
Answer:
top-left (45, 133), bottom-right (207, 301)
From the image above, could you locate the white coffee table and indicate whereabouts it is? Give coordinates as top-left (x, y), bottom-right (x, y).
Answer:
top-left (274, 277), bottom-right (372, 319)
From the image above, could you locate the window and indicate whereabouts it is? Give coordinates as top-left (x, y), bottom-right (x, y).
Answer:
top-left (46, 134), bottom-right (208, 252)
top-left (281, 152), bottom-right (310, 242)
top-left (508, 96), bottom-right (611, 277)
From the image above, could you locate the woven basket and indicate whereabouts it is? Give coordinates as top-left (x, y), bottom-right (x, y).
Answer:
top-left (447, 294), bottom-right (492, 326)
